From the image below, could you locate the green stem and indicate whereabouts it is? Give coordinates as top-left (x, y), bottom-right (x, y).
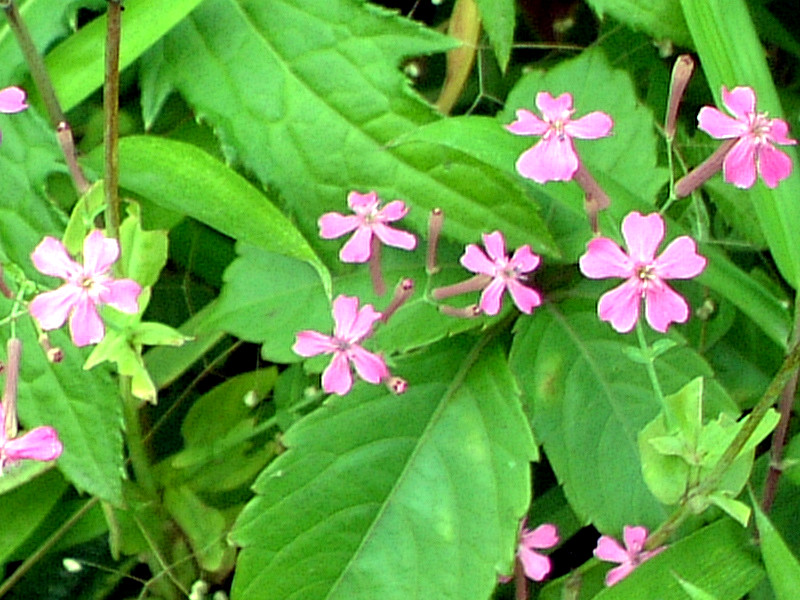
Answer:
top-left (104, 0), bottom-right (123, 240)
top-left (647, 339), bottom-right (800, 548)
top-left (121, 377), bottom-right (157, 497)
top-left (0, 497), bottom-right (99, 598)
top-left (635, 321), bottom-right (675, 430)
top-left (0, 0), bottom-right (90, 194)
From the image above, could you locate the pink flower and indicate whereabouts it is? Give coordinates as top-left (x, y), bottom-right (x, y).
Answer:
top-left (0, 86), bottom-right (28, 144)
top-left (29, 230), bottom-right (142, 347)
top-left (293, 295), bottom-right (389, 396)
top-left (594, 525), bottom-right (666, 586)
top-left (461, 231), bottom-right (542, 316)
top-left (697, 86), bottom-right (796, 189)
top-left (579, 212), bottom-right (706, 333)
top-left (319, 191), bottom-right (417, 263)
top-left (506, 91), bottom-right (613, 183)
top-left (0, 403), bottom-right (63, 473)
top-left (518, 523), bottom-right (559, 581)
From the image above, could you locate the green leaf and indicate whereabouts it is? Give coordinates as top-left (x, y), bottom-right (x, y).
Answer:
top-left (84, 136), bottom-right (331, 295)
top-left (147, 0), bottom-right (550, 257)
top-left (230, 337), bottom-right (535, 600)
top-left (164, 485), bottom-right (235, 573)
top-left (474, 0), bottom-right (515, 71)
top-left (708, 492), bottom-right (750, 527)
top-left (680, 0), bottom-right (800, 289)
top-left (118, 203), bottom-right (169, 287)
top-left (753, 497), bottom-right (800, 600)
top-left (583, 0), bottom-right (692, 47)
top-left (509, 299), bottom-right (738, 533)
top-left (43, 0), bottom-right (207, 113)
top-left (674, 575), bottom-right (721, 600)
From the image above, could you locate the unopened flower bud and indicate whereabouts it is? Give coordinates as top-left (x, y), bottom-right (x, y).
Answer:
top-left (438, 304), bottom-right (482, 318)
top-left (62, 558), bottom-right (82, 573)
top-left (381, 278), bottom-right (414, 323)
top-left (243, 389), bottom-right (259, 408)
top-left (665, 54), bottom-right (695, 140)
top-left (385, 376), bottom-right (408, 395)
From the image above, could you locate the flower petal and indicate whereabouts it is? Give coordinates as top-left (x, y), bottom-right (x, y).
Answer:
top-left (509, 245), bottom-right (540, 273)
top-left (654, 236), bottom-right (706, 279)
top-left (579, 238), bottom-right (634, 279)
top-left (522, 523), bottom-right (559, 550)
top-left (594, 535), bottom-right (629, 563)
top-left (697, 105), bottom-right (747, 139)
top-left (100, 279), bottom-right (142, 313)
top-left (507, 280), bottom-right (541, 314)
top-left (349, 303), bottom-right (383, 342)
top-left (644, 281), bottom-right (689, 333)
top-left (321, 352), bottom-right (353, 395)
top-left (373, 223), bottom-right (417, 251)
top-left (376, 200), bottom-right (409, 222)
top-left (536, 91), bottom-right (573, 121)
top-left (82, 230), bottom-right (119, 277)
top-left (723, 138), bottom-right (758, 188)
top-left (479, 278), bottom-right (506, 315)
top-left (332, 295), bottom-right (359, 340)
top-left (516, 136), bottom-right (579, 183)
top-left (339, 227), bottom-right (373, 263)
top-left (348, 345), bottom-right (388, 384)
top-left (31, 237), bottom-right (81, 280)
top-left (621, 212), bottom-right (664, 264)
top-left (293, 331), bottom-right (335, 357)
top-left (347, 190), bottom-right (378, 211)
top-left (319, 212), bottom-right (360, 239)
top-left (769, 119), bottom-right (797, 146)
top-left (69, 295), bottom-right (105, 346)
top-left (460, 244), bottom-right (496, 276)
top-left (29, 286), bottom-right (82, 331)
top-left (518, 549), bottom-right (552, 582)
top-left (565, 111), bottom-right (613, 139)
top-left (722, 86), bottom-right (756, 121)
top-left (505, 109), bottom-right (549, 136)
top-left (0, 86), bottom-right (28, 113)
top-left (4, 426), bottom-right (63, 462)
top-left (622, 526), bottom-right (648, 554)
top-left (604, 563), bottom-right (635, 587)
top-left (757, 143), bottom-right (794, 188)
top-left (482, 231), bottom-right (507, 263)
top-left (597, 278), bottom-right (642, 333)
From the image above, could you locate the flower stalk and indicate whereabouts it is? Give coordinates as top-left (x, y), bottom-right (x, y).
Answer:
top-left (104, 0), bottom-right (124, 240)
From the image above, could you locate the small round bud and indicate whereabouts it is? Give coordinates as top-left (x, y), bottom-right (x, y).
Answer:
top-left (47, 347), bottom-right (64, 363)
top-left (243, 389), bottom-right (259, 408)
top-left (62, 558), bottom-right (82, 573)
top-left (386, 376), bottom-right (408, 395)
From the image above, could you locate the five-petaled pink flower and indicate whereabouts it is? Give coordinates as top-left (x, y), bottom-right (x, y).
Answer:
top-left (461, 231), bottom-right (542, 316)
top-left (594, 525), bottom-right (666, 587)
top-left (579, 212), bottom-right (706, 333)
top-left (698, 86), bottom-right (796, 189)
top-left (293, 295), bottom-right (389, 396)
top-left (0, 402), bottom-right (63, 474)
top-left (29, 230), bottom-right (142, 347)
top-left (319, 191), bottom-right (417, 263)
top-left (506, 91), bottom-right (613, 183)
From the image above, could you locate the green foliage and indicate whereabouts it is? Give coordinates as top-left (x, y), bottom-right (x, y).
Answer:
top-left (583, 0), bottom-right (692, 47)
top-left (231, 337), bottom-right (535, 600)
top-left (753, 500), bottom-right (800, 600)
top-left (474, 0), bottom-right (515, 71)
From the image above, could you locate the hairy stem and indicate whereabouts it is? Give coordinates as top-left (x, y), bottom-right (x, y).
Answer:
top-left (104, 0), bottom-right (123, 239)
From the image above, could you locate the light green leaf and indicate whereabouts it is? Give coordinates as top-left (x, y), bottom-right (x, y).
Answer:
top-left (753, 498), bottom-right (800, 600)
top-left (84, 136), bottom-right (331, 296)
top-left (118, 203), bottom-right (169, 287)
top-left (147, 0), bottom-right (550, 257)
top-left (231, 337), bottom-right (535, 600)
top-left (674, 574), bottom-right (722, 600)
top-left (708, 492), bottom-right (750, 527)
top-left (474, 0), bottom-right (515, 71)
top-left (583, 0), bottom-right (692, 46)
top-left (510, 299), bottom-right (738, 533)
top-left (43, 0), bottom-right (207, 112)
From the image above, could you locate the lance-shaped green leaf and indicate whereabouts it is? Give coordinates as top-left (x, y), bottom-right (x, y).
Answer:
top-left (141, 0), bottom-right (555, 257)
top-left (231, 337), bottom-right (535, 600)
top-left (583, 0), bottom-right (692, 47)
top-left (474, 0), bottom-right (515, 71)
top-left (509, 299), bottom-right (738, 533)
top-left (753, 498), bottom-right (800, 600)
top-left (84, 136), bottom-right (331, 295)
top-left (680, 0), bottom-right (800, 289)
top-left (42, 0), bottom-right (207, 112)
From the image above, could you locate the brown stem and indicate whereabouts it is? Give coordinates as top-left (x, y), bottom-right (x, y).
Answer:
top-left (2, 338), bottom-right (21, 438)
top-left (104, 0), bottom-right (123, 239)
top-left (381, 278), bottom-right (414, 323)
top-left (674, 138), bottom-right (737, 198)
top-left (368, 236), bottom-right (386, 296)
top-left (762, 371), bottom-right (798, 511)
top-left (426, 208), bottom-right (444, 274)
top-left (573, 163), bottom-right (610, 234)
top-left (513, 555), bottom-right (528, 600)
top-left (431, 274), bottom-right (491, 300)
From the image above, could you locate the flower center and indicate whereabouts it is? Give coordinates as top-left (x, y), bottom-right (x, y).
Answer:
top-left (750, 111), bottom-right (772, 142)
top-left (635, 264), bottom-right (656, 292)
